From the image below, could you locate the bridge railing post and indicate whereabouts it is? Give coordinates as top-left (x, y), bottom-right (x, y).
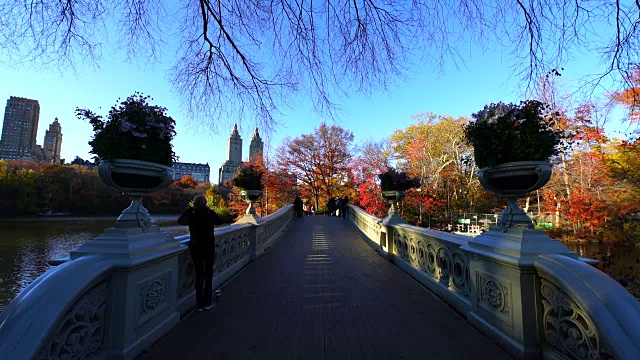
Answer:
top-left (73, 228), bottom-right (183, 360)
top-left (461, 227), bottom-right (580, 359)
top-left (378, 209), bottom-right (405, 261)
top-left (377, 225), bottom-right (394, 260)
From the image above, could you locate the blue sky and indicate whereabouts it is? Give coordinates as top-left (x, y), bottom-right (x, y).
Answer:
top-left (0, 36), bottom-right (629, 184)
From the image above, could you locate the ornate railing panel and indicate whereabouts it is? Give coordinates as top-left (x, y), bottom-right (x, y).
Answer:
top-left (392, 224), bottom-right (472, 309)
top-left (176, 244), bottom-right (195, 301)
top-left (37, 280), bottom-right (109, 360)
top-left (0, 255), bottom-right (113, 360)
top-left (214, 224), bottom-right (252, 275)
top-left (257, 205), bottom-right (294, 255)
top-left (348, 205), bottom-right (472, 312)
top-left (535, 254), bottom-right (640, 360)
top-left (349, 206), bottom-right (382, 247)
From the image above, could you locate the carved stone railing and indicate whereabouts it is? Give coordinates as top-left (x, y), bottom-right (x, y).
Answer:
top-left (535, 254), bottom-right (640, 360)
top-left (393, 224), bottom-right (473, 312)
top-left (347, 204), bottom-right (640, 360)
top-left (348, 205), bottom-right (473, 314)
top-left (0, 204), bottom-right (294, 360)
top-left (349, 205), bottom-right (383, 249)
top-left (255, 205), bottom-right (294, 257)
top-left (0, 255), bottom-right (113, 359)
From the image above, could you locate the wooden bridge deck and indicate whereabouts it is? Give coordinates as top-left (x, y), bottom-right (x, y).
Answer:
top-left (141, 216), bottom-right (512, 360)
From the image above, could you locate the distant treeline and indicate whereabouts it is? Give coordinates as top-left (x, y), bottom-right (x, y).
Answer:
top-left (0, 160), bottom-right (217, 218)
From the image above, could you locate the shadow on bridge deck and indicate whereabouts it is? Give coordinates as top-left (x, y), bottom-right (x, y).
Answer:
top-left (140, 216), bottom-right (512, 360)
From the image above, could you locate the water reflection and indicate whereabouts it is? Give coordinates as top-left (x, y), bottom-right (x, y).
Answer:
top-left (0, 215), bottom-right (188, 315)
top-left (564, 241), bottom-right (640, 293)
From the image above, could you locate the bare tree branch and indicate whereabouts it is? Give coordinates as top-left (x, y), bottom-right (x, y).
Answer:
top-left (1, 0), bottom-right (639, 134)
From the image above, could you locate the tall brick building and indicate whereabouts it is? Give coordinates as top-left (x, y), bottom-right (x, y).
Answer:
top-left (0, 96), bottom-right (40, 161)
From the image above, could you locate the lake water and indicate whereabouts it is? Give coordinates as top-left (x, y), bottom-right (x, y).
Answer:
top-left (0, 215), bottom-right (189, 315)
top-left (564, 241), bottom-right (640, 296)
top-left (1, 219), bottom-right (638, 315)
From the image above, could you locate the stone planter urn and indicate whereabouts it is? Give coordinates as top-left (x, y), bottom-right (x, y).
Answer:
top-left (381, 190), bottom-right (405, 217)
top-left (98, 159), bottom-right (173, 229)
top-left (240, 190), bottom-right (263, 215)
top-left (478, 161), bottom-right (551, 231)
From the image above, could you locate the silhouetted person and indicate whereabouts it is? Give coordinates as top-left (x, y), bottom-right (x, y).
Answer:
top-left (178, 195), bottom-right (223, 312)
top-left (326, 198), bottom-right (335, 216)
top-left (293, 194), bottom-right (304, 218)
top-left (339, 196), bottom-right (349, 219)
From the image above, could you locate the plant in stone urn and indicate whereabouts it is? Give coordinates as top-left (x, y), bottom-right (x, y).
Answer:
top-left (378, 168), bottom-right (420, 216)
top-left (232, 163), bottom-right (265, 215)
top-left (464, 100), bottom-right (567, 230)
top-left (76, 93), bottom-right (178, 229)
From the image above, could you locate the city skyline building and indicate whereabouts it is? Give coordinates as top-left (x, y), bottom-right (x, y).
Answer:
top-left (0, 96), bottom-right (40, 161)
top-left (172, 162), bottom-right (210, 183)
top-left (249, 127), bottom-right (264, 161)
top-left (43, 117), bottom-right (63, 163)
top-left (218, 124), bottom-right (244, 185)
top-left (218, 124), bottom-right (264, 185)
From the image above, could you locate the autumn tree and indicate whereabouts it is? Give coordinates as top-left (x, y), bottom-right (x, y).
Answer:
top-left (203, 184), bottom-right (233, 223)
top-left (610, 66), bottom-right (640, 123)
top-left (228, 152), bottom-right (296, 217)
top-left (176, 175), bottom-right (199, 188)
top-left (604, 139), bottom-right (640, 185)
top-left (599, 139), bottom-right (640, 242)
top-left (349, 140), bottom-right (392, 217)
top-left (262, 168), bottom-right (297, 216)
top-left (277, 122), bottom-right (354, 211)
top-left (3, 1), bottom-right (639, 129)
top-left (390, 114), bottom-right (481, 223)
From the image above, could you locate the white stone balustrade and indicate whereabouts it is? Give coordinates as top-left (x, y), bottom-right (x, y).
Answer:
top-left (0, 204), bottom-right (294, 360)
top-left (347, 204), bottom-right (640, 360)
top-left (2, 202), bottom-right (637, 360)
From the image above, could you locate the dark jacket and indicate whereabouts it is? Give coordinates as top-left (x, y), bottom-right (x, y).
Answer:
top-left (178, 207), bottom-right (223, 249)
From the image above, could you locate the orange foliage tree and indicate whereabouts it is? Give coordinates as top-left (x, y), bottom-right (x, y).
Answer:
top-left (276, 122), bottom-right (354, 212)
top-left (176, 174), bottom-right (198, 188)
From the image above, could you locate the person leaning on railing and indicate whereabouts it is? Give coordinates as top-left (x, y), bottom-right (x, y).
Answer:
top-left (178, 195), bottom-right (223, 312)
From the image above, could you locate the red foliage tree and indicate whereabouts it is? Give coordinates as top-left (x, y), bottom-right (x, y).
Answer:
top-left (563, 191), bottom-right (608, 236)
top-left (349, 140), bottom-right (391, 217)
top-left (277, 122), bottom-right (354, 212)
top-left (262, 167), bottom-right (297, 216)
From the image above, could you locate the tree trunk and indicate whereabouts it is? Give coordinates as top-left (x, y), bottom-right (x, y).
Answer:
top-left (561, 153), bottom-right (571, 198)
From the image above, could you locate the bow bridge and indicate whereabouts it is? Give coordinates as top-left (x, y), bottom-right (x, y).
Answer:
top-left (1, 205), bottom-right (639, 359)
